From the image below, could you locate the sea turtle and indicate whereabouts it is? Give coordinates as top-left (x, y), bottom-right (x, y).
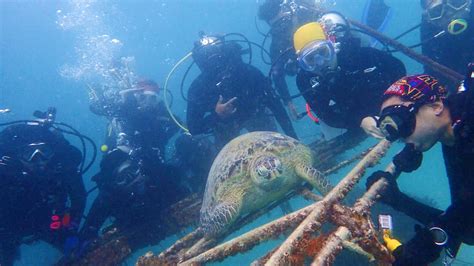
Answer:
top-left (200, 131), bottom-right (332, 237)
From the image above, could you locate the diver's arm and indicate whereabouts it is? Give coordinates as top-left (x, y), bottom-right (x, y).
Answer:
top-left (295, 72), bottom-right (352, 129)
top-left (261, 74), bottom-right (298, 139)
top-left (89, 87), bottom-right (128, 117)
top-left (269, 36), bottom-right (295, 105)
top-left (156, 103), bottom-right (180, 143)
top-left (368, 170), bottom-right (444, 225)
top-left (391, 192), bottom-right (444, 225)
top-left (392, 201), bottom-right (471, 264)
top-left (186, 82), bottom-right (218, 135)
top-left (315, 97), bottom-right (358, 129)
top-left (420, 21), bottom-right (442, 74)
top-left (89, 101), bottom-right (107, 116)
top-left (434, 201), bottom-right (474, 245)
top-left (272, 62), bottom-right (292, 105)
top-left (80, 195), bottom-right (111, 239)
top-left (370, 48), bottom-right (406, 85)
top-left (267, 96), bottom-right (298, 139)
top-left (67, 171), bottom-right (87, 225)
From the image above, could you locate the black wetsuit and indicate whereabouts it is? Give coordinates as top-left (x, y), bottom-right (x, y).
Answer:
top-left (260, 0), bottom-right (319, 105)
top-left (103, 103), bottom-right (178, 165)
top-left (0, 124), bottom-right (86, 266)
top-left (269, 18), bottom-right (297, 105)
top-left (187, 62), bottom-right (297, 147)
top-left (421, 4), bottom-right (474, 89)
top-left (83, 96), bottom-right (185, 246)
top-left (388, 90), bottom-right (474, 265)
top-left (439, 90), bottom-right (474, 244)
top-left (296, 39), bottom-right (406, 130)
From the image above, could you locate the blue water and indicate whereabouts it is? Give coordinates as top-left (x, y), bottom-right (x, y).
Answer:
top-left (1, 0), bottom-right (473, 265)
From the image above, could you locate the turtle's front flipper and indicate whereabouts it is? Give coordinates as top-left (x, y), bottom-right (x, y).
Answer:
top-left (296, 164), bottom-right (333, 196)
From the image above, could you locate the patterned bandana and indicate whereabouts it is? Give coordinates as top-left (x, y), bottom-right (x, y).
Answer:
top-left (383, 74), bottom-right (448, 105)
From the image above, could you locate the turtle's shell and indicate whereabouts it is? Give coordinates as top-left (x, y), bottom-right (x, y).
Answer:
top-left (200, 131), bottom-right (313, 236)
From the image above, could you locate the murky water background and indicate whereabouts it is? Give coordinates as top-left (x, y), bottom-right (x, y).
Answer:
top-left (1, 0), bottom-right (472, 265)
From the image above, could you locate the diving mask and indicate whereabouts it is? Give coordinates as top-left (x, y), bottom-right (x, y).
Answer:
top-left (377, 104), bottom-right (419, 141)
top-left (20, 142), bottom-right (55, 163)
top-left (426, 0), bottom-right (471, 34)
top-left (135, 90), bottom-right (159, 111)
top-left (297, 40), bottom-right (337, 73)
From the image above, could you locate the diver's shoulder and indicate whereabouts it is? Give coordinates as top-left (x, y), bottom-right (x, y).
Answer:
top-left (358, 46), bottom-right (392, 58)
top-left (189, 74), bottom-right (208, 90)
top-left (240, 63), bottom-right (264, 75)
top-left (359, 46), bottom-right (405, 70)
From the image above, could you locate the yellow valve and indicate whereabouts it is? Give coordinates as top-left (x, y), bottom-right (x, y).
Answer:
top-left (383, 229), bottom-right (402, 252)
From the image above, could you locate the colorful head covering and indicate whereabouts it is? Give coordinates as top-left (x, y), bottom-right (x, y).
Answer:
top-left (383, 74), bottom-right (447, 105)
top-left (293, 22), bottom-right (328, 54)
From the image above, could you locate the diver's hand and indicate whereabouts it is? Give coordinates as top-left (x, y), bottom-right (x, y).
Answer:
top-left (0, 156), bottom-right (23, 177)
top-left (360, 116), bottom-right (384, 139)
top-left (392, 224), bottom-right (442, 266)
top-left (215, 95), bottom-right (237, 119)
top-left (365, 170), bottom-right (401, 206)
top-left (287, 101), bottom-right (300, 120)
top-left (393, 143), bottom-right (423, 173)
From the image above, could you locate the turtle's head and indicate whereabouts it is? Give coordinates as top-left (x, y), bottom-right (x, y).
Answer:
top-left (250, 154), bottom-right (284, 191)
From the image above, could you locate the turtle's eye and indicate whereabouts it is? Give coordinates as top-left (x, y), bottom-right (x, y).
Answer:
top-left (255, 157), bottom-right (282, 179)
top-left (272, 158), bottom-right (282, 172)
top-left (256, 164), bottom-right (271, 179)
top-left (251, 155), bottom-right (284, 190)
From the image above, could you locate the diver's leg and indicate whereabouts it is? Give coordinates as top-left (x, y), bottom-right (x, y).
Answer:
top-left (80, 194), bottom-right (112, 240)
top-left (0, 239), bottom-right (19, 266)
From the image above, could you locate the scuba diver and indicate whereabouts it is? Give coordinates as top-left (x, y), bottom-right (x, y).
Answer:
top-left (366, 66), bottom-right (474, 265)
top-left (293, 12), bottom-right (406, 139)
top-left (420, 0), bottom-right (473, 89)
top-left (258, 0), bottom-right (321, 118)
top-left (81, 78), bottom-right (188, 249)
top-left (186, 33), bottom-right (298, 148)
top-left (90, 79), bottom-right (178, 155)
top-left (0, 108), bottom-right (88, 266)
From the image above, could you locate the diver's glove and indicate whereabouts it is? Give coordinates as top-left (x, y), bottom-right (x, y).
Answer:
top-left (365, 170), bottom-right (401, 206)
top-left (392, 224), bottom-right (442, 266)
top-left (393, 143), bottom-right (423, 173)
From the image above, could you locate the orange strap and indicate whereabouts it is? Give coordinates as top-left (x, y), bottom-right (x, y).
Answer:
top-left (306, 103), bottom-right (320, 124)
